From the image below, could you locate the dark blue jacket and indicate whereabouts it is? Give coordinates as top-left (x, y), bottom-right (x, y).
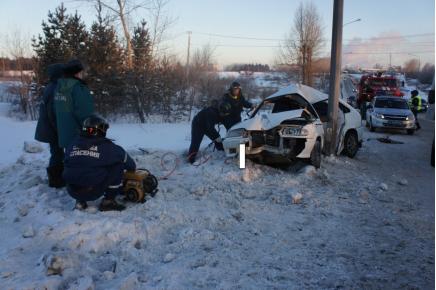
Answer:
top-left (34, 63), bottom-right (65, 143)
top-left (193, 106), bottom-right (222, 140)
top-left (63, 136), bottom-right (136, 186)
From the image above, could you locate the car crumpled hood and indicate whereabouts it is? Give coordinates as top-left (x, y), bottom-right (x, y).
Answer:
top-left (229, 109), bottom-right (305, 131)
top-left (374, 107), bottom-right (411, 116)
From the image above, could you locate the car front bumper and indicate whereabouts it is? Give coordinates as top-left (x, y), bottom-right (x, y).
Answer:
top-left (371, 117), bottom-right (415, 129)
top-left (223, 135), bottom-right (315, 160)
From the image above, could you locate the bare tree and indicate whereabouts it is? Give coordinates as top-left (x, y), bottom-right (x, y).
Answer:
top-left (147, 0), bottom-right (176, 58)
top-left (191, 43), bottom-right (216, 72)
top-left (76, 0), bottom-right (150, 68)
top-left (4, 29), bottom-right (37, 119)
top-left (280, 1), bottom-right (324, 86)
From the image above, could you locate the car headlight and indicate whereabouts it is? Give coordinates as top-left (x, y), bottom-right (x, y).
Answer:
top-left (405, 113), bottom-right (415, 121)
top-left (280, 126), bottom-right (309, 137)
top-left (374, 112), bottom-right (385, 119)
top-left (226, 128), bottom-right (248, 138)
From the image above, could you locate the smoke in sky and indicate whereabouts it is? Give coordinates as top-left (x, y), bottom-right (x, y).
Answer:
top-left (342, 31), bottom-right (434, 68)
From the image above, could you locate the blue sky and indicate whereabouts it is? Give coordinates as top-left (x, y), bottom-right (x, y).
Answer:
top-left (0, 0), bottom-right (434, 67)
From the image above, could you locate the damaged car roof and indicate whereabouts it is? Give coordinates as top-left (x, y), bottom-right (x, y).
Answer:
top-left (266, 83), bottom-right (328, 104)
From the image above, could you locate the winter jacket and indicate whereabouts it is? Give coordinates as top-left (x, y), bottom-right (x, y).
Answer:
top-left (410, 95), bottom-right (422, 112)
top-left (222, 91), bottom-right (252, 129)
top-left (34, 63), bottom-right (65, 143)
top-left (193, 106), bottom-right (222, 141)
top-left (54, 77), bottom-right (94, 148)
top-left (63, 136), bottom-right (136, 187)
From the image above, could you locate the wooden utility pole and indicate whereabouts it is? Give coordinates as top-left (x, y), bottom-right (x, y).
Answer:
top-left (326, 0), bottom-right (344, 155)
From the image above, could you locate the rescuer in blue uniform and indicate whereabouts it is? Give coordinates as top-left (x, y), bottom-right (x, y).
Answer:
top-left (63, 115), bottom-right (136, 211)
top-left (188, 101), bottom-right (232, 164)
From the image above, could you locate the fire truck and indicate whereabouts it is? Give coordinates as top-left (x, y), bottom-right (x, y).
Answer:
top-left (357, 73), bottom-right (403, 119)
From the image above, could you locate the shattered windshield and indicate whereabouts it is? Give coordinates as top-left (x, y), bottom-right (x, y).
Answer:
top-left (253, 94), bottom-right (313, 117)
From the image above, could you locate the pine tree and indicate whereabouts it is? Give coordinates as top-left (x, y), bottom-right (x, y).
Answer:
top-left (63, 11), bottom-right (89, 61)
top-left (32, 4), bottom-right (89, 82)
top-left (32, 4), bottom-right (70, 81)
top-left (131, 20), bottom-right (152, 73)
top-left (128, 20), bottom-right (153, 122)
top-left (86, 3), bottom-right (124, 115)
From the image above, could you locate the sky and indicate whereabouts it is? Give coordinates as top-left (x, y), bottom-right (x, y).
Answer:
top-left (0, 0), bottom-right (434, 68)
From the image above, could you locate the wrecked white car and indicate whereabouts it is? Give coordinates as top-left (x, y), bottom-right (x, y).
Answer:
top-left (223, 84), bottom-right (363, 168)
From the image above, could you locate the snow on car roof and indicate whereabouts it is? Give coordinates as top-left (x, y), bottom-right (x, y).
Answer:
top-left (265, 83), bottom-right (328, 104)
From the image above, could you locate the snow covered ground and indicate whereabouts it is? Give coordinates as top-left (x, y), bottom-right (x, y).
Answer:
top-left (0, 101), bottom-right (434, 289)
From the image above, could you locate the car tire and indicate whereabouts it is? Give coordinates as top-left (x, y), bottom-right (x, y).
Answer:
top-left (407, 129), bottom-right (415, 135)
top-left (309, 139), bottom-right (322, 169)
top-left (343, 131), bottom-right (359, 158)
top-left (369, 118), bottom-right (375, 132)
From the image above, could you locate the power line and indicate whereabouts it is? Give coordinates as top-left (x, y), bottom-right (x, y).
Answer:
top-left (191, 31), bottom-right (434, 42)
top-left (191, 42), bottom-right (435, 54)
top-left (343, 51), bottom-right (434, 54)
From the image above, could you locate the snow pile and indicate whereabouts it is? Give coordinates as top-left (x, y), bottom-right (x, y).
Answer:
top-left (2, 144), bottom-right (421, 289)
top-left (23, 141), bottom-right (44, 153)
top-left (0, 98), bottom-right (433, 288)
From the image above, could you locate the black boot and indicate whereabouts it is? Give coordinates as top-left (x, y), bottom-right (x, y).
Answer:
top-left (99, 197), bottom-right (126, 212)
top-left (188, 152), bottom-right (196, 164)
top-left (47, 164), bottom-right (66, 188)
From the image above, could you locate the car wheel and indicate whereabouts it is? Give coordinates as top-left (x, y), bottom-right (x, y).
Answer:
top-left (309, 139), bottom-right (322, 169)
top-left (369, 118), bottom-right (375, 132)
top-left (407, 129), bottom-right (415, 135)
top-left (343, 131), bottom-right (359, 158)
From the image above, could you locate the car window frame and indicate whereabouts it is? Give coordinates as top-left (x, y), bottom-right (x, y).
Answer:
top-left (251, 93), bottom-right (320, 120)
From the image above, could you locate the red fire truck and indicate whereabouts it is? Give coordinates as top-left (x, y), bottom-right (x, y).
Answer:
top-left (357, 74), bottom-right (403, 118)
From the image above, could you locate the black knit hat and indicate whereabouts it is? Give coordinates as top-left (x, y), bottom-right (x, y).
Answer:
top-left (229, 81), bottom-right (241, 90)
top-left (47, 63), bottom-right (65, 81)
top-left (64, 59), bottom-right (84, 76)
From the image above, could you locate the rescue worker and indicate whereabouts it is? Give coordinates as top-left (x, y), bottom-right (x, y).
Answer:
top-left (188, 101), bottom-right (232, 164)
top-left (63, 115), bottom-right (136, 211)
top-left (222, 81), bottom-right (253, 130)
top-left (409, 90), bottom-right (422, 130)
top-left (54, 58), bottom-right (94, 149)
top-left (34, 63), bottom-right (66, 188)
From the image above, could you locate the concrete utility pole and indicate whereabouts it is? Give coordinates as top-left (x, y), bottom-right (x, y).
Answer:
top-left (326, 0), bottom-right (344, 156)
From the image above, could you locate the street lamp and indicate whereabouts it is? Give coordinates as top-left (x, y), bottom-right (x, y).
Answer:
top-left (343, 18), bottom-right (361, 27)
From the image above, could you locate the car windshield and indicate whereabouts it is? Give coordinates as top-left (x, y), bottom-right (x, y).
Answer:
top-left (374, 99), bottom-right (409, 109)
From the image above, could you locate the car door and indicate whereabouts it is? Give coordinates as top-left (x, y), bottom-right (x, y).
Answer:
top-left (312, 100), bottom-right (346, 147)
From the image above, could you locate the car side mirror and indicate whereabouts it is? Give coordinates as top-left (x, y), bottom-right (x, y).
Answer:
top-left (367, 104), bottom-right (373, 110)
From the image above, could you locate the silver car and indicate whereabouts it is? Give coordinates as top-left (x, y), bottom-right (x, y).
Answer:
top-left (366, 96), bottom-right (416, 135)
